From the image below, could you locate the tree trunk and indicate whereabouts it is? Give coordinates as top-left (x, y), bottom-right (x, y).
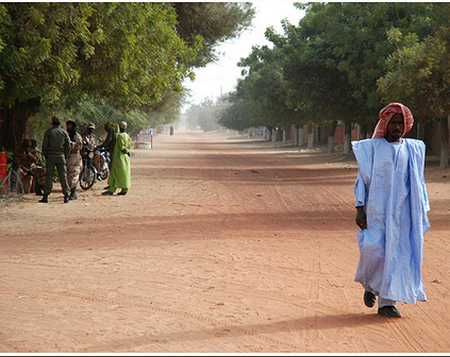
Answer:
top-left (294, 125), bottom-right (300, 146)
top-left (359, 123), bottom-right (368, 140)
top-left (307, 125), bottom-right (314, 149)
top-left (265, 126), bottom-right (272, 141)
top-left (343, 121), bottom-right (352, 155)
top-left (440, 115), bottom-right (449, 169)
top-left (417, 116), bottom-right (426, 140)
top-left (328, 120), bottom-right (338, 153)
top-left (272, 128), bottom-right (277, 143)
top-left (282, 128), bottom-right (287, 145)
top-left (0, 103), bottom-right (32, 153)
top-left (328, 136), bottom-right (335, 153)
top-left (299, 125), bottom-right (305, 147)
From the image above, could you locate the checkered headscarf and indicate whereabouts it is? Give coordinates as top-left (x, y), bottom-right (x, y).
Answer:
top-left (372, 103), bottom-right (414, 138)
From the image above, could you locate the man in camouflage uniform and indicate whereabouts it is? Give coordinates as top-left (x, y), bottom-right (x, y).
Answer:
top-left (82, 123), bottom-right (99, 150)
top-left (29, 139), bottom-right (46, 195)
top-left (40, 115), bottom-right (71, 203)
top-left (82, 122), bottom-right (106, 176)
top-left (66, 120), bottom-right (83, 200)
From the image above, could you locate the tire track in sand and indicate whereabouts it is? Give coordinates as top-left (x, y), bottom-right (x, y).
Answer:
top-left (0, 287), bottom-right (303, 352)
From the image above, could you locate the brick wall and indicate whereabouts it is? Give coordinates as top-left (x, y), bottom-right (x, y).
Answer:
top-left (334, 125), bottom-right (359, 145)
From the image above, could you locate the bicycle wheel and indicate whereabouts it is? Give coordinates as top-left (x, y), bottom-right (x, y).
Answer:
top-left (79, 166), bottom-right (96, 190)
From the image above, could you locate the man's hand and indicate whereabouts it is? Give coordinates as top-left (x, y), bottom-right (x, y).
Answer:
top-left (122, 148), bottom-right (131, 156)
top-left (356, 206), bottom-right (367, 230)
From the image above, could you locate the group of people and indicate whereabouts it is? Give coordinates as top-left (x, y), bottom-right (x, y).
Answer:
top-left (14, 115), bottom-right (132, 203)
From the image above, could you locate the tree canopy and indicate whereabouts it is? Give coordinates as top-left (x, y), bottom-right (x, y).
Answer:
top-left (170, 2), bottom-right (255, 67)
top-left (217, 2), bottom-right (450, 163)
top-left (0, 2), bottom-right (255, 152)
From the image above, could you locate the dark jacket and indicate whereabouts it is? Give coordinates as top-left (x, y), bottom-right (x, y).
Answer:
top-left (103, 125), bottom-right (118, 155)
top-left (42, 126), bottom-right (70, 161)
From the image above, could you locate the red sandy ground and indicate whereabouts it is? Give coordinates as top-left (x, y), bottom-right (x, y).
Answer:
top-left (1, 130), bottom-right (449, 353)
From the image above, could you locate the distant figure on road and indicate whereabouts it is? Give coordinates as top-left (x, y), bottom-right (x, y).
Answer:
top-left (102, 121), bottom-right (132, 196)
top-left (352, 102), bottom-right (430, 318)
top-left (40, 115), bottom-right (71, 203)
top-left (169, 126), bottom-right (174, 136)
top-left (148, 126), bottom-right (154, 149)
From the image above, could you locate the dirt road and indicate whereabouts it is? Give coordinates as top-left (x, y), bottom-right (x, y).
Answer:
top-left (1, 130), bottom-right (449, 353)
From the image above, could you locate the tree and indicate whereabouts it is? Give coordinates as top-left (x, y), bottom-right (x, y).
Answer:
top-left (267, 3), bottom-right (438, 152)
top-left (0, 2), bottom-right (255, 153)
top-left (0, 3), bottom-right (196, 152)
top-left (376, 3), bottom-right (450, 168)
top-left (184, 97), bottom-right (224, 132)
top-left (170, 2), bottom-right (255, 67)
top-left (272, 16), bottom-right (360, 153)
top-left (305, 2), bottom-right (423, 111)
top-left (218, 41), bottom-right (300, 139)
top-left (379, 25), bottom-right (450, 167)
top-left (217, 90), bottom-right (256, 132)
top-left (0, 3), bottom-right (94, 151)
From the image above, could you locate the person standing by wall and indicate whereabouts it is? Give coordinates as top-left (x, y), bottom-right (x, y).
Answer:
top-left (102, 121), bottom-right (132, 196)
top-left (352, 102), bottom-right (430, 318)
top-left (40, 115), bottom-right (71, 203)
top-left (66, 120), bottom-right (83, 200)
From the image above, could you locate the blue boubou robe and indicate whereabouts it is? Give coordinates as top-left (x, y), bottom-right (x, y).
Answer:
top-left (352, 137), bottom-right (430, 304)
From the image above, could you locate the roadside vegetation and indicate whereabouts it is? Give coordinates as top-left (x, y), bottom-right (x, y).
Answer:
top-left (0, 2), bottom-right (255, 151)
top-left (188, 3), bottom-right (450, 168)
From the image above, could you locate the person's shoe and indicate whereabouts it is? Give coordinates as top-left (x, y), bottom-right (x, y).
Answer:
top-left (104, 185), bottom-right (110, 190)
top-left (117, 191), bottom-right (127, 195)
top-left (378, 306), bottom-right (402, 318)
top-left (39, 194), bottom-right (48, 203)
top-left (69, 188), bottom-right (78, 200)
top-left (364, 290), bottom-right (376, 308)
top-left (102, 191), bottom-right (113, 195)
top-left (64, 194), bottom-right (70, 203)
top-left (36, 184), bottom-right (45, 196)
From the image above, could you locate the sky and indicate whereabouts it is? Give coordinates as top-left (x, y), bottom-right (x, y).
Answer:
top-left (181, 1), bottom-right (306, 111)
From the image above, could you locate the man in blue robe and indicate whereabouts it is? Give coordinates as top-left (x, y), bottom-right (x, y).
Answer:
top-left (352, 103), bottom-right (430, 318)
